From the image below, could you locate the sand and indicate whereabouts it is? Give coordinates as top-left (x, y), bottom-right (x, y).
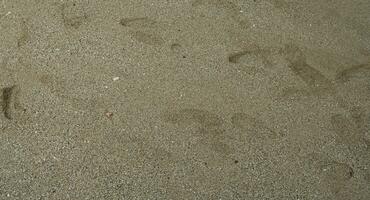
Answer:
top-left (0, 0), bottom-right (369, 199)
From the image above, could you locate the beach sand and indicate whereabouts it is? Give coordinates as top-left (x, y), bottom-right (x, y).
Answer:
top-left (0, 0), bottom-right (369, 199)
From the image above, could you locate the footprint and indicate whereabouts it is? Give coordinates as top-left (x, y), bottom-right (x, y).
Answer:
top-left (306, 153), bottom-right (354, 194)
top-left (60, 2), bottom-right (89, 29)
top-left (137, 141), bottom-right (176, 169)
top-left (365, 170), bottom-right (370, 184)
top-left (279, 44), bottom-right (367, 122)
top-left (0, 57), bottom-right (12, 77)
top-left (231, 112), bottom-right (285, 140)
top-left (320, 162), bottom-right (354, 194)
top-left (364, 114), bottom-right (370, 140)
top-left (330, 114), bottom-right (363, 146)
top-left (163, 108), bottom-right (234, 156)
top-left (170, 43), bottom-right (188, 58)
top-left (192, 0), bottom-right (250, 29)
top-left (336, 62), bottom-right (370, 83)
top-left (228, 46), bottom-right (273, 75)
top-left (17, 19), bottom-right (31, 48)
top-left (38, 74), bottom-right (66, 96)
top-left (321, 162), bottom-right (354, 182)
top-left (282, 44), bottom-right (334, 92)
top-left (349, 107), bottom-right (368, 131)
top-left (119, 17), bottom-right (164, 46)
top-left (229, 50), bottom-right (252, 64)
top-left (197, 127), bottom-right (234, 155)
top-left (279, 87), bottom-right (314, 99)
top-left (269, 0), bottom-right (302, 19)
top-left (1, 85), bottom-right (25, 120)
top-left (163, 108), bottom-right (223, 128)
top-left (271, 0), bottom-right (286, 8)
top-left (329, 109), bottom-right (370, 176)
top-left (119, 17), bottom-right (157, 29)
top-left (37, 74), bottom-right (101, 111)
top-left (270, 0), bottom-right (292, 10)
top-left (277, 44), bottom-right (341, 101)
top-left (130, 31), bottom-right (164, 46)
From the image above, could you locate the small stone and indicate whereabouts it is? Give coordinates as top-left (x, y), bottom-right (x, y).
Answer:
top-left (105, 111), bottom-right (113, 119)
top-left (113, 77), bottom-right (120, 81)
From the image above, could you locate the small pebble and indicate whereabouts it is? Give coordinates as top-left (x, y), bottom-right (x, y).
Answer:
top-left (105, 111), bottom-right (113, 119)
top-left (113, 77), bottom-right (120, 81)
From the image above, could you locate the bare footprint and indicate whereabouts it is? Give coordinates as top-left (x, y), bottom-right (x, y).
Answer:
top-left (170, 43), bottom-right (188, 58)
top-left (228, 46), bottom-right (274, 75)
top-left (276, 43), bottom-right (347, 103)
top-left (330, 112), bottom-right (369, 150)
top-left (136, 141), bottom-right (176, 170)
top-left (192, 0), bottom-right (250, 29)
top-left (282, 44), bottom-right (334, 92)
top-left (119, 17), bottom-right (157, 29)
top-left (278, 44), bottom-right (368, 128)
top-left (269, 0), bottom-right (302, 19)
top-left (37, 74), bottom-right (101, 111)
top-left (17, 19), bottom-right (31, 48)
top-left (197, 126), bottom-right (234, 155)
top-left (163, 108), bottom-right (223, 128)
top-left (321, 162), bottom-right (354, 181)
top-left (365, 170), bottom-right (370, 184)
top-left (336, 62), bottom-right (370, 83)
top-left (38, 74), bottom-right (66, 97)
top-left (60, 2), bottom-right (89, 29)
top-left (130, 31), bottom-right (164, 46)
top-left (163, 108), bottom-right (234, 156)
top-left (231, 112), bottom-right (285, 140)
top-left (306, 153), bottom-right (354, 195)
top-left (228, 49), bottom-right (270, 65)
top-left (119, 17), bottom-right (164, 46)
top-left (321, 162), bottom-right (354, 194)
top-left (1, 85), bottom-right (25, 120)
top-left (270, 0), bottom-right (292, 10)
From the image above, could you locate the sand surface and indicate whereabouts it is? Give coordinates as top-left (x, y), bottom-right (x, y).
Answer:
top-left (1, 0), bottom-right (370, 199)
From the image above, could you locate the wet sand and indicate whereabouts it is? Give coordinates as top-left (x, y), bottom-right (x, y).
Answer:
top-left (0, 0), bottom-right (370, 199)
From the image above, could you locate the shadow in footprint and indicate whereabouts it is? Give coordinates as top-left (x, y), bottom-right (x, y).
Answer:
top-left (282, 44), bottom-right (334, 92)
top-left (119, 17), bottom-right (157, 28)
top-left (228, 46), bottom-right (273, 75)
top-left (1, 85), bottom-right (25, 120)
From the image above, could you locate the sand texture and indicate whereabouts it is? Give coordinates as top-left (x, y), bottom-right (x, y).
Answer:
top-left (0, 0), bottom-right (370, 199)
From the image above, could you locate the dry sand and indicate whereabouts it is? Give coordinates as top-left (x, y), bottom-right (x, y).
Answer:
top-left (0, 0), bottom-right (370, 199)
